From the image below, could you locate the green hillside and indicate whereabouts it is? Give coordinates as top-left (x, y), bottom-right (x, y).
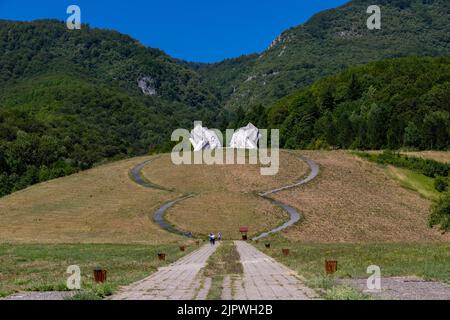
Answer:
top-left (0, 20), bottom-right (220, 196)
top-left (245, 57), bottom-right (449, 150)
top-left (200, 0), bottom-right (450, 110)
top-left (0, 19), bottom-right (218, 109)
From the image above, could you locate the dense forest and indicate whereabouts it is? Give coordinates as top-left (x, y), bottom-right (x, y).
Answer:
top-left (240, 57), bottom-right (450, 150)
top-left (0, 20), bottom-right (220, 196)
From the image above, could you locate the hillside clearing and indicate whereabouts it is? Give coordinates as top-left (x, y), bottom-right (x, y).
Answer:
top-left (0, 156), bottom-right (182, 244)
top-left (272, 151), bottom-right (450, 243)
top-left (166, 192), bottom-right (287, 239)
top-left (142, 151), bottom-right (308, 239)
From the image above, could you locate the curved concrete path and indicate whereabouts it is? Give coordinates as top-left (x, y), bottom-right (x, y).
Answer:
top-left (130, 158), bottom-right (194, 237)
top-left (258, 157), bottom-right (319, 196)
top-left (153, 194), bottom-right (195, 237)
top-left (129, 153), bottom-right (319, 240)
top-left (253, 156), bottom-right (319, 240)
top-left (130, 159), bottom-right (172, 191)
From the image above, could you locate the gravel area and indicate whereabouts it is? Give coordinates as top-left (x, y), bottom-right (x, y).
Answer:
top-left (340, 276), bottom-right (450, 300)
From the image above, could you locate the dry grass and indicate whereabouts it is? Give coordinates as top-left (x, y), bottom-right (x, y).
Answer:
top-left (166, 192), bottom-right (287, 239)
top-left (141, 151), bottom-right (309, 193)
top-left (142, 151), bottom-right (308, 239)
top-left (3, 148), bottom-right (444, 244)
top-left (401, 151), bottom-right (450, 164)
top-left (272, 150), bottom-right (450, 243)
top-left (0, 156), bottom-right (183, 244)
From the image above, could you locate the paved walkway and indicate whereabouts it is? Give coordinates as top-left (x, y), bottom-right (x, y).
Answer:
top-left (258, 156), bottom-right (320, 197)
top-left (254, 156), bottom-right (319, 240)
top-left (130, 159), bottom-right (194, 237)
top-left (110, 244), bottom-right (218, 300)
top-left (231, 241), bottom-right (316, 300)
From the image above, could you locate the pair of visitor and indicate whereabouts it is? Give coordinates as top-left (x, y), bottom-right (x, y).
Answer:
top-left (209, 232), bottom-right (222, 245)
top-left (209, 233), bottom-right (216, 245)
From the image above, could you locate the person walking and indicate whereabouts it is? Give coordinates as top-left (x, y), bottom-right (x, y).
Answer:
top-left (218, 232), bottom-right (221, 242)
top-left (211, 233), bottom-right (216, 245)
top-left (208, 233), bottom-right (213, 245)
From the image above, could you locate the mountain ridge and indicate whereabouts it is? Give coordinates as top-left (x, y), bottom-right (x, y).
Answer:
top-left (195, 0), bottom-right (450, 110)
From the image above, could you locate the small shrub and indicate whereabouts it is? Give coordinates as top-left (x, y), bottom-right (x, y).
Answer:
top-left (324, 285), bottom-right (370, 300)
top-left (434, 176), bottom-right (448, 192)
top-left (428, 192), bottom-right (450, 232)
top-left (92, 283), bottom-right (113, 298)
top-left (305, 276), bottom-right (336, 290)
top-left (357, 151), bottom-right (450, 178)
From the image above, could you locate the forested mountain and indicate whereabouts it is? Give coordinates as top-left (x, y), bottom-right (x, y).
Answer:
top-left (0, 19), bottom-right (220, 196)
top-left (0, 19), bottom-right (218, 109)
top-left (240, 57), bottom-right (450, 150)
top-left (197, 0), bottom-right (450, 110)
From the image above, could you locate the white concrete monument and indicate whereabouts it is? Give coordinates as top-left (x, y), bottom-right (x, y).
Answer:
top-left (189, 124), bottom-right (222, 151)
top-left (230, 123), bottom-right (261, 149)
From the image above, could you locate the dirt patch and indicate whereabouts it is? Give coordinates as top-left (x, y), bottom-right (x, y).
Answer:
top-left (273, 150), bottom-right (450, 243)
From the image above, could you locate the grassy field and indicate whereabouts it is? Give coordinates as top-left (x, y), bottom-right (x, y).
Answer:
top-left (401, 151), bottom-right (450, 164)
top-left (2, 149), bottom-right (449, 299)
top-left (254, 237), bottom-right (450, 298)
top-left (387, 166), bottom-right (441, 201)
top-left (166, 192), bottom-right (287, 239)
top-left (271, 150), bottom-right (450, 243)
top-left (142, 151), bottom-right (308, 239)
top-left (0, 243), bottom-right (194, 298)
top-left (0, 156), bottom-right (183, 244)
top-left (3, 149), bottom-right (443, 243)
top-left (142, 151), bottom-right (309, 194)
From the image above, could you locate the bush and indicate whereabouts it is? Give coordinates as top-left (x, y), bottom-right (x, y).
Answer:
top-left (358, 151), bottom-right (450, 178)
top-left (428, 192), bottom-right (450, 232)
top-left (434, 176), bottom-right (449, 192)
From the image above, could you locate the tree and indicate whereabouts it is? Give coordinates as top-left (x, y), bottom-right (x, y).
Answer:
top-left (403, 121), bottom-right (421, 148)
top-left (366, 103), bottom-right (387, 149)
top-left (337, 112), bottom-right (354, 148)
top-left (314, 111), bottom-right (337, 146)
top-left (320, 86), bottom-right (336, 111)
top-left (422, 111), bottom-right (449, 149)
top-left (233, 106), bottom-right (246, 128)
top-left (246, 104), bottom-right (267, 128)
top-left (428, 191), bottom-right (450, 232)
top-left (347, 73), bottom-right (362, 100)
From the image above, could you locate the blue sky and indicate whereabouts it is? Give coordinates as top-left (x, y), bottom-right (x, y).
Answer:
top-left (0, 0), bottom-right (349, 62)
